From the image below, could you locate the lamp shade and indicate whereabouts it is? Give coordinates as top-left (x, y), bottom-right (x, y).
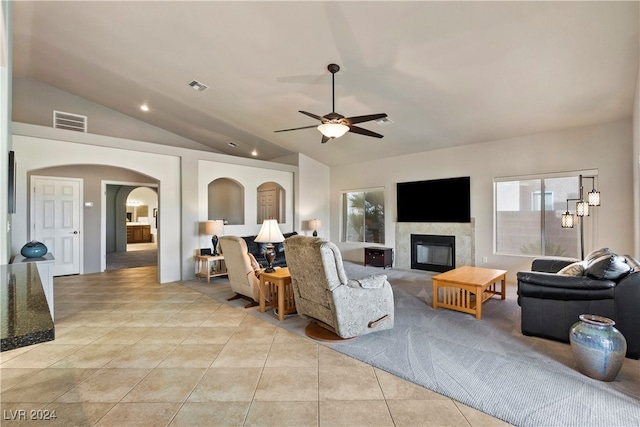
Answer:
top-left (205, 220), bottom-right (224, 235)
top-left (255, 219), bottom-right (285, 243)
top-left (576, 200), bottom-right (589, 217)
top-left (317, 122), bottom-right (349, 139)
top-left (309, 219), bottom-right (321, 231)
top-left (561, 212), bottom-right (575, 228)
top-left (588, 189), bottom-right (601, 206)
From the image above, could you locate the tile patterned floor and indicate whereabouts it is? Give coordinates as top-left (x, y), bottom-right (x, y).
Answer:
top-left (0, 266), bottom-right (510, 426)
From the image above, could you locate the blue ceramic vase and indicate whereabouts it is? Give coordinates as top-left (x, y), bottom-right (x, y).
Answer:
top-left (20, 240), bottom-right (48, 258)
top-left (569, 314), bottom-right (626, 382)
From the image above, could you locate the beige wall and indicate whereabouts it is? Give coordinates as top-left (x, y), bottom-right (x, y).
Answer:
top-left (297, 154), bottom-right (330, 239)
top-left (330, 119), bottom-right (635, 282)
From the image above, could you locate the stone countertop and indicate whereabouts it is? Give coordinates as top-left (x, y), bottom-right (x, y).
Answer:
top-left (1, 263), bottom-right (54, 352)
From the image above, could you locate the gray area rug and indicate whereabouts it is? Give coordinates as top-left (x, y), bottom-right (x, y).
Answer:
top-left (182, 262), bottom-right (640, 427)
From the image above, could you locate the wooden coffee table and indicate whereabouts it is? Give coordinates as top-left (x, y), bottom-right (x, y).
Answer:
top-left (259, 267), bottom-right (296, 321)
top-left (432, 266), bottom-right (507, 320)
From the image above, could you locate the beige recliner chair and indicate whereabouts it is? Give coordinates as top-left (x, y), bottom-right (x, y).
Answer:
top-left (283, 235), bottom-right (394, 340)
top-left (219, 235), bottom-right (262, 307)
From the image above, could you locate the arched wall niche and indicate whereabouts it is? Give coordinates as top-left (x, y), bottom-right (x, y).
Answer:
top-left (208, 177), bottom-right (244, 225)
top-left (257, 181), bottom-right (285, 224)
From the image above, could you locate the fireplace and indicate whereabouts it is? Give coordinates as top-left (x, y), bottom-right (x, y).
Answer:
top-left (411, 234), bottom-right (455, 272)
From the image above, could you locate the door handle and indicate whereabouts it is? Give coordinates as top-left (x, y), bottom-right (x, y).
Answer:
top-left (71, 231), bottom-right (79, 234)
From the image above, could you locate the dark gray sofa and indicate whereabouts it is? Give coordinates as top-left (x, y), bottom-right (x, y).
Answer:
top-left (517, 248), bottom-right (640, 359)
top-left (241, 231), bottom-right (297, 269)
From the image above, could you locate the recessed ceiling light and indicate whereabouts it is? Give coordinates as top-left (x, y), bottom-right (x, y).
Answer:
top-left (228, 141), bottom-right (238, 148)
top-left (188, 80), bottom-right (209, 92)
top-left (140, 104), bottom-right (149, 112)
top-left (251, 149), bottom-right (258, 156)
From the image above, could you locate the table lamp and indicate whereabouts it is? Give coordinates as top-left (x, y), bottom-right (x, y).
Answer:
top-left (254, 219), bottom-right (285, 273)
top-left (309, 219), bottom-right (321, 237)
top-left (205, 220), bottom-right (224, 256)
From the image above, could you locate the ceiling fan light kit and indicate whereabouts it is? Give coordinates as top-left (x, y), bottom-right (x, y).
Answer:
top-left (275, 63), bottom-right (388, 143)
top-left (318, 122), bottom-right (349, 138)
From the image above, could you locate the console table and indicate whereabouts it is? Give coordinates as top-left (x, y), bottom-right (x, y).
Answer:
top-left (364, 247), bottom-right (393, 269)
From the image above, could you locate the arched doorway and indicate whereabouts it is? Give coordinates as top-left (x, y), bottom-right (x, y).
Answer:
top-left (105, 183), bottom-right (158, 271)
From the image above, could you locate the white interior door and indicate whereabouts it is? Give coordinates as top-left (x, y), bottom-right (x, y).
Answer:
top-left (258, 189), bottom-right (277, 223)
top-left (32, 176), bottom-right (82, 276)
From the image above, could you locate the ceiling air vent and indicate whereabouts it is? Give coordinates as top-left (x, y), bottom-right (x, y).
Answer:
top-left (53, 111), bottom-right (87, 132)
top-left (188, 80), bottom-right (208, 92)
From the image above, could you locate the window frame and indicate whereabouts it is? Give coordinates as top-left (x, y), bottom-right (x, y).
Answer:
top-left (493, 170), bottom-right (598, 258)
top-left (340, 187), bottom-right (386, 244)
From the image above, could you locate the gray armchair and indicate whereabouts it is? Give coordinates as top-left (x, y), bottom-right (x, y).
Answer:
top-left (283, 235), bottom-right (394, 340)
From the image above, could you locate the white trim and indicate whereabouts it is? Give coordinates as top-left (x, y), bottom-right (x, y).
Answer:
top-left (494, 169), bottom-right (598, 182)
top-left (100, 180), bottom-right (158, 272)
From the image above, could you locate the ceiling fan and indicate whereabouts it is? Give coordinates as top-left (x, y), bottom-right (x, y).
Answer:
top-left (275, 63), bottom-right (388, 143)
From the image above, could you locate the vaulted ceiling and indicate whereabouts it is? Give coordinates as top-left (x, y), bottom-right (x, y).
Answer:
top-left (11, 1), bottom-right (639, 166)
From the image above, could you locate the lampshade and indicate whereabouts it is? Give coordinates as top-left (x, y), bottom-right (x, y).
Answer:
top-left (561, 212), bottom-right (575, 228)
top-left (587, 189), bottom-right (601, 206)
top-left (317, 122), bottom-right (349, 139)
top-left (255, 219), bottom-right (285, 243)
top-left (205, 220), bottom-right (224, 235)
top-left (576, 200), bottom-right (589, 217)
top-left (309, 219), bottom-right (321, 237)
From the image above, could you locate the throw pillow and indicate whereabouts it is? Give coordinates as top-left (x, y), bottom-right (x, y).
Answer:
top-left (584, 248), bottom-right (612, 263)
top-left (557, 261), bottom-right (586, 276)
top-left (584, 254), bottom-right (632, 280)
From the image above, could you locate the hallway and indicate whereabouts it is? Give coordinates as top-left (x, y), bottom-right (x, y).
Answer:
top-left (105, 243), bottom-right (157, 271)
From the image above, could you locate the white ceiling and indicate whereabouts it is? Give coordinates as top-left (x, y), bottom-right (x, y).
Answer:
top-left (11, 1), bottom-right (639, 167)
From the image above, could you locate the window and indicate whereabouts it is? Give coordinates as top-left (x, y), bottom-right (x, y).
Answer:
top-left (531, 191), bottom-right (553, 211)
top-left (341, 188), bottom-right (385, 244)
top-left (495, 173), bottom-right (588, 257)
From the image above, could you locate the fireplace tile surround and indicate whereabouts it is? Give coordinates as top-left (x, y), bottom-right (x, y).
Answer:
top-left (395, 220), bottom-right (475, 271)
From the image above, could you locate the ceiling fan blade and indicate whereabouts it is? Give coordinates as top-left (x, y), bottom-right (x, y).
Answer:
top-left (274, 125), bottom-right (318, 133)
top-left (299, 111), bottom-right (326, 122)
top-left (321, 134), bottom-right (331, 144)
top-left (349, 125), bottom-right (384, 139)
top-left (346, 113), bottom-right (387, 125)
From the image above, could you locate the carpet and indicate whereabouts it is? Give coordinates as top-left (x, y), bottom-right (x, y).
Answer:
top-left (182, 262), bottom-right (640, 427)
top-left (105, 249), bottom-right (157, 270)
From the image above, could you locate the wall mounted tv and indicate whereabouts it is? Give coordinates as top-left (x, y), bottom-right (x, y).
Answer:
top-left (397, 176), bottom-right (471, 223)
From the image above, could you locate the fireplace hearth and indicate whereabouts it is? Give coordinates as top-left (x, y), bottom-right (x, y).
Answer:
top-left (411, 234), bottom-right (455, 272)
top-left (394, 220), bottom-right (474, 271)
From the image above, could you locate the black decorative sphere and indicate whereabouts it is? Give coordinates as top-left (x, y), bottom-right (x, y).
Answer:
top-left (21, 240), bottom-right (48, 258)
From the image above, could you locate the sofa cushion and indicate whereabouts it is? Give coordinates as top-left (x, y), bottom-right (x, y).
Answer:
top-left (242, 236), bottom-right (262, 256)
top-left (557, 261), bottom-right (586, 277)
top-left (585, 254), bottom-right (632, 280)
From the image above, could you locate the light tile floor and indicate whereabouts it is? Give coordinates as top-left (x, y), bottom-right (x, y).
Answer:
top-left (0, 266), bottom-right (510, 426)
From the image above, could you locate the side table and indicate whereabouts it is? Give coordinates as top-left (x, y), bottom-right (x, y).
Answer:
top-left (259, 267), bottom-right (296, 321)
top-left (195, 255), bottom-right (227, 283)
top-left (364, 247), bottom-right (393, 269)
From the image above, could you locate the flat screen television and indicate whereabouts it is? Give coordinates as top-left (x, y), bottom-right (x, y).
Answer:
top-left (397, 176), bottom-right (470, 223)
